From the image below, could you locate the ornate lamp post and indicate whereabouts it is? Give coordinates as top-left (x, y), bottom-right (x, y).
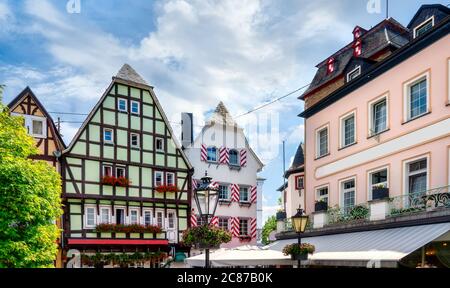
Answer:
top-left (193, 171), bottom-right (219, 268)
top-left (291, 206), bottom-right (309, 268)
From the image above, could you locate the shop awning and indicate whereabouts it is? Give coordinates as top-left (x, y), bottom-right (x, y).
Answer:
top-left (267, 223), bottom-right (450, 267)
top-left (185, 245), bottom-right (292, 267)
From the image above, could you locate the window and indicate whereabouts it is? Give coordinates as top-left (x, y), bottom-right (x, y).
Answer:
top-left (85, 206), bottom-right (96, 228)
top-left (414, 17), bottom-right (434, 38)
top-left (116, 167), bottom-right (125, 178)
top-left (143, 210), bottom-right (152, 226)
top-left (155, 171), bottom-right (163, 187)
top-left (131, 101), bottom-right (140, 114)
top-left (219, 185), bottom-right (229, 200)
top-left (130, 209), bottom-right (139, 225)
top-left (103, 165), bottom-right (112, 177)
top-left (239, 187), bottom-right (249, 203)
top-left (219, 218), bottom-right (229, 230)
top-left (341, 113), bottom-right (355, 147)
top-left (369, 168), bottom-right (388, 200)
top-left (100, 207), bottom-right (111, 224)
top-left (341, 179), bottom-right (355, 214)
top-left (404, 73), bottom-right (429, 121)
top-left (406, 158), bottom-right (427, 195)
top-left (370, 98), bottom-right (387, 135)
top-left (115, 208), bottom-right (125, 224)
top-left (32, 119), bottom-right (44, 136)
top-left (131, 133), bottom-right (140, 148)
top-left (229, 150), bottom-right (239, 165)
top-left (166, 172), bottom-right (175, 186)
top-left (296, 176), bottom-right (304, 190)
top-left (167, 211), bottom-right (176, 229)
top-left (239, 219), bottom-right (249, 236)
top-left (347, 66), bottom-right (361, 82)
top-left (207, 147), bottom-right (217, 162)
top-left (316, 126), bottom-right (329, 158)
top-left (104, 129), bottom-right (113, 143)
top-left (156, 210), bottom-right (164, 228)
top-left (156, 138), bottom-right (164, 152)
top-left (11, 114), bottom-right (47, 138)
top-left (316, 186), bottom-right (329, 205)
top-left (118, 99), bottom-right (127, 112)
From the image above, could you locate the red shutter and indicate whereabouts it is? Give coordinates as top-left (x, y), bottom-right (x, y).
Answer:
top-left (219, 147), bottom-right (229, 164)
top-left (200, 144), bottom-right (207, 161)
top-left (250, 186), bottom-right (257, 203)
top-left (240, 149), bottom-right (247, 166)
top-left (250, 218), bottom-right (257, 238)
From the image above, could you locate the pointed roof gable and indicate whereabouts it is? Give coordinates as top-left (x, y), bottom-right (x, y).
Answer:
top-left (284, 143), bottom-right (304, 178)
top-left (7, 86), bottom-right (66, 149)
top-left (407, 4), bottom-right (450, 29)
top-left (115, 64), bottom-right (149, 87)
top-left (206, 101), bottom-right (236, 127)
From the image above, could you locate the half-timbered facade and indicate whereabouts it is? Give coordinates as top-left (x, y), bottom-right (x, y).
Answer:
top-left (7, 87), bottom-right (66, 268)
top-left (61, 64), bottom-right (193, 267)
top-left (184, 102), bottom-right (264, 248)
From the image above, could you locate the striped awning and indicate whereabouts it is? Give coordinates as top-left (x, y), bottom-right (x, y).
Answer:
top-left (266, 223), bottom-right (450, 267)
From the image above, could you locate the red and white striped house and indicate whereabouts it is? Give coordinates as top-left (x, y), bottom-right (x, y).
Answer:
top-left (183, 102), bottom-right (264, 249)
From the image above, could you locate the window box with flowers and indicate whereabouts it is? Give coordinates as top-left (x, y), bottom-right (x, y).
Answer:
top-left (282, 243), bottom-right (315, 261)
top-left (102, 176), bottom-right (131, 187)
top-left (314, 200), bottom-right (328, 212)
top-left (155, 185), bottom-right (179, 193)
top-left (95, 223), bottom-right (162, 234)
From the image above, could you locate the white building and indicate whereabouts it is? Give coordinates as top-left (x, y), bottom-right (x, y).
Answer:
top-left (183, 102), bottom-right (264, 248)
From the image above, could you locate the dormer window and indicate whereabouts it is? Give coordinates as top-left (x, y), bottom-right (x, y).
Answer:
top-left (413, 17), bottom-right (434, 38)
top-left (353, 39), bottom-right (362, 57)
top-left (347, 66), bottom-right (361, 82)
top-left (327, 58), bottom-right (335, 74)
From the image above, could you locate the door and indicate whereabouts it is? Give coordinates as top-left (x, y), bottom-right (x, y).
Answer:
top-left (166, 210), bottom-right (177, 243)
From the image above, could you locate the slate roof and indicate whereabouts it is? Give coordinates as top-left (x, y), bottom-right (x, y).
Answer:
top-left (115, 64), bottom-right (149, 86)
top-left (284, 143), bottom-right (304, 178)
top-left (407, 4), bottom-right (450, 29)
top-left (300, 18), bottom-right (409, 99)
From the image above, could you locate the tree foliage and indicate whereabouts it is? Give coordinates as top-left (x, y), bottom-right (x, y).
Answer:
top-left (261, 215), bottom-right (277, 245)
top-left (0, 105), bottom-right (62, 268)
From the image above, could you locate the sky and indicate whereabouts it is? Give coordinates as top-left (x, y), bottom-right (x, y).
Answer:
top-left (0, 0), bottom-right (447, 224)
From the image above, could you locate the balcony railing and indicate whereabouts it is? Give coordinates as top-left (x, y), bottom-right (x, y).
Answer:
top-left (326, 204), bottom-right (370, 225)
top-left (389, 185), bottom-right (450, 217)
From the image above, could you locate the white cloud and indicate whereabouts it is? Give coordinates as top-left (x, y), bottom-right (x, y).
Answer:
top-left (0, 1), bottom-right (13, 32)
top-left (262, 204), bottom-right (280, 224)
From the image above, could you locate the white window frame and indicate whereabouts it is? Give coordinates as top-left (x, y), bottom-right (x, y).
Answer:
top-left (118, 98), bottom-right (128, 112)
top-left (84, 205), bottom-right (97, 228)
top-left (316, 124), bottom-right (329, 158)
top-left (219, 185), bottom-right (230, 201)
top-left (155, 137), bottom-right (164, 152)
top-left (367, 166), bottom-right (389, 201)
top-left (315, 185), bottom-right (329, 204)
top-left (218, 217), bottom-right (229, 231)
top-left (29, 116), bottom-right (47, 138)
top-left (129, 208), bottom-right (140, 225)
top-left (130, 100), bottom-right (140, 115)
top-left (114, 206), bottom-right (126, 225)
top-left (131, 133), bottom-right (140, 148)
top-left (346, 66), bottom-right (361, 82)
top-left (166, 210), bottom-right (177, 230)
top-left (339, 177), bottom-right (356, 212)
top-left (155, 209), bottom-right (164, 228)
top-left (368, 94), bottom-right (389, 136)
top-left (239, 186), bottom-right (250, 203)
top-left (403, 71), bottom-right (430, 122)
top-left (116, 167), bottom-right (126, 178)
top-left (403, 155), bottom-right (429, 196)
top-left (99, 206), bottom-right (112, 224)
top-left (143, 209), bottom-right (153, 226)
top-left (339, 111), bottom-right (356, 148)
top-left (103, 128), bottom-right (114, 144)
top-left (166, 172), bottom-right (175, 186)
top-left (155, 171), bottom-right (164, 187)
top-left (413, 16), bottom-right (434, 39)
top-left (207, 146), bottom-right (218, 162)
top-left (239, 219), bottom-right (249, 236)
top-left (102, 165), bottom-right (113, 177)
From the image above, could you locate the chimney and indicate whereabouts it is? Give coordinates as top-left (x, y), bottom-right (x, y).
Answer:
top-left (181, 113), bottom-right (193, 149)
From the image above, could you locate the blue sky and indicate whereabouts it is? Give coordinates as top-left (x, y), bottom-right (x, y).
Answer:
top-left (0, 0), bottom-right (446, 223)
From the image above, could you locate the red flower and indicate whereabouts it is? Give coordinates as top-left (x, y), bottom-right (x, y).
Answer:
top-left (95, 223), bottom-right (162, 234)
top-left (155, 185), bottom-right (179, 193)
top-left (101, 176), bottom-right (131, 187)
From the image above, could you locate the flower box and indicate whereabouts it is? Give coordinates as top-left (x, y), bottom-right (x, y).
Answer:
top-left (372, 188), bottom-right (389, 200)
top-left (101, 176), bottom-right (131, 187)
top-left (291, 254), bottom-right (308, 261)
top-left (315, 201), bottom-right (328, 212)
top-left (95, 224), bottom-right (162, 234)
top-left (155, 185), bottom-right (179, 193)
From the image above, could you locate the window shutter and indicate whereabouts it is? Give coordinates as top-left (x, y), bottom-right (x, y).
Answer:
top-left (231, 184), bottom-right (240, 202)
top-left (250, 218), bottom-right (257, 238)
top-left (219, 147), bottom-right (230, 164)
top-left (250, 186), bottom-right (257, 203)
top-left (211, 216), bottom-right (219, 227)
top-left (200, 144), bottom-right (207, 161)
top-left (240, 149), bottom-right (247, 166)
top-left (231, 217), bottom-right (240, 237)
top-left (190, 210), bottom-right (197, 227)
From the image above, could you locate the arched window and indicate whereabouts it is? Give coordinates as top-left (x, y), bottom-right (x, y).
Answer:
top-left (229, 149), bottom-right (239, 166)
top-left (207, 146), bottom-right (217, 162)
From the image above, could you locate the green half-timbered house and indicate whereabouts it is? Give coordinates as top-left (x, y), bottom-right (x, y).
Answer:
top-left (61, 64), bottom-right (193, 267)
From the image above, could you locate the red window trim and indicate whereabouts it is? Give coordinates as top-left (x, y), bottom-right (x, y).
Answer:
top-left (295, 175), bottom-right (304, 190)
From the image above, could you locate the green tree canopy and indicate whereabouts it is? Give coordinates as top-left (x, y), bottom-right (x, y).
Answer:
top-left (261, 215), bottom-right (277, 245)
top-left (0, 105), bottom-right (62, 268)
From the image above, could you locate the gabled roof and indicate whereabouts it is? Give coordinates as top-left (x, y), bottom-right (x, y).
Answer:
top-left (407, 4), bottom-right (450, 29)
top-left (300, 18), bottom-right (409, 100)
top-left (284, 143), bottom-right (304, 178)
top-left (62, 64), bottom-right (193, 170)
top-left (7, 86), bottom-right (66, 150)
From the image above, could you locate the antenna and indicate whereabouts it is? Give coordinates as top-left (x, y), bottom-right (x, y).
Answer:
top-left (386, 0), bottom-right (389, 19)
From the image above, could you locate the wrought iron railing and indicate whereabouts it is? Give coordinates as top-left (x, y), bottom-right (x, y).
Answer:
top-left (326, 203), bottom-right (370, 225)
top-left (388, 185), bottom-right (450, 217)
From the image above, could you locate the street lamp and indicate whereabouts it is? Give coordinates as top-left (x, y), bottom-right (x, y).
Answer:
top-left (291, 206), bottom-right (309, 268)
top-left (193, 171), bottom-right (219, 268)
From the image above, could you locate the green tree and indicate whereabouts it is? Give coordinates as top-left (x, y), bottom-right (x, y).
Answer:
top-left (261, 215), bottom-right (277, 245)
top-left (0, 104), bottom-right (62, 268)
